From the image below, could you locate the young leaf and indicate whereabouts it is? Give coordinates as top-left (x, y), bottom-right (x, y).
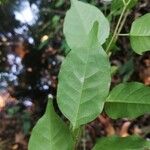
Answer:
top-left (105, 82), bottom-right (150, 119)
top-left (93, 136), bottom-right (150, 150)
top-left (57, 22), bottom-right (111, 129)
top-left (28, 100), bottom-right (73, 150)
top-left (64, 0), bottom-right (110, 49)
top-left (130, 13), bottom-right (150, 54)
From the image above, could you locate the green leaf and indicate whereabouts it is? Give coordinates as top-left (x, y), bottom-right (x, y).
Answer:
top-left (28, 100), bottom-right (73, 150)
top-left (55, 0), bottom-right (65, 8)
top-left (105, 82), bottom-right (150, 119)
top-left (111, 0), bottom-right (138, 13)
top-left (130, 13), bottom-right (150, 54)
top-left (119, 58), bottom-right (134, 82)
top-left (93, 136), bottom-right (150, 150)
top-left (64, 0), bottom-right (110, 49)
top-left (57, 22), bottom-right (111, 129)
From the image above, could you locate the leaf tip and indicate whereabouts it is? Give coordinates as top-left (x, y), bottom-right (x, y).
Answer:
top-left (88, 21), bottom-right (99, 44)
top-left (46, 95), bottom-right (54, 113)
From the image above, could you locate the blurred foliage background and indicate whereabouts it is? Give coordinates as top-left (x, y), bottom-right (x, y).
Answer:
top-left (0, 0), bottom-right (150, 149)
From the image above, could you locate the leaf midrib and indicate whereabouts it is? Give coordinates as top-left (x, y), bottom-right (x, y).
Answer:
top-left (130, 35), bottom-right (150, 37)
top-left (73, 46), bottom-right (91, 129)
top-left (106, 100), bottom-right (150, 105)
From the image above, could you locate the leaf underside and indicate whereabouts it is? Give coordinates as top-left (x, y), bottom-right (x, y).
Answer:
top-left (130, 13), bottom-right (150, 54)
top-left (64, 0), bottom-right (110, 49)
top-left (57, 22), bottom-right (111, 129)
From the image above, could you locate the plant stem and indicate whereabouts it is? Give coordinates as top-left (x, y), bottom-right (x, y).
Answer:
top-left (117, 10), bottom-right (129, 32)
top-left (123, 0), bottom-right (126, 5)
top-left (106, 7), bottom-right (126, 53)
top-left (73, 127), bottom-right (83, 150)
top-left (115, 10), bottom-right (130, 40)
top-left (106, 0), bottom-right (131, 53)
top-left (117, 33), bottom-right (130, 36)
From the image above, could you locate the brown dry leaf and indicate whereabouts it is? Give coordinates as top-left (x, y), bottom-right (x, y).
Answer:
top-left (144, 77), bottom-right (150, 85)
top-left (0, 96), bottom-right (5, 109)
top-left (139, 57), bottom-right (150, 85)
top-left (133, 126), bottom-right (142, 135)
top-left (119, 122), bottom-right (131, 137)
top-left (98, 115), bottom-right (115, 136)
top-left (12, 144), bottom-right (19, 150)
top-left (15, 132), bottom-right (26, 146)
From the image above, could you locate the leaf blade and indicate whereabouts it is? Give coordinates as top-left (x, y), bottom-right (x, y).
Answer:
top-left (57, 22), bottom-right (111, 129)
top-left (130, 13), bottom-right (150, 54)
top-left (28, 100), bottom-right (73, 150)
top-left (105, 82), bottom-right (150, 119)
top-left (64, 0), bottom-right (110, 49)
top-left (93, 136), bottom-right (150, 150)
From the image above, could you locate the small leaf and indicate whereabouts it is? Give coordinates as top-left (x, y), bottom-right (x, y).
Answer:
top-left (64, 0), bottom-right (110, 49)
top-left (93, 136), bottom-right (150, 150)
top-left (105, 82), bottom-right (150, 119)
top-left (57, 22), bottom-right (111, 129)
top-left (28, 100), bottom-right (73, 150)
top-left (130, 13), bottom-right (150, 54)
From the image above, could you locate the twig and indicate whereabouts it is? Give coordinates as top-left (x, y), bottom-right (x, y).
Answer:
top-left (106, 0), bottom-right (132, 53)
top-left (117, 33), bottom-right (130, 36)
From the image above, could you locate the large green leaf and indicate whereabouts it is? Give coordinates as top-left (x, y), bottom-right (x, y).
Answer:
top-left (63, 0), bottom-right (110, 49)
top-left (28, 100), bottom-right (73, 150)
top-left (93, 136), bottom-right (150, 150)
top-left (105, 82), bottom-right (150, 119)
top-left (57, 22), bottom-right (111, 129)
top-left (130, 13), bottom-right (150, 54)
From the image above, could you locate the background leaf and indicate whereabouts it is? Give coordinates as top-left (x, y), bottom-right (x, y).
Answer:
top-left (57, 22), bottom-right (111, 129)
top-left (111, 0), bottom-right (138, 15)
top-left (64, 0), bottom-right (110, 49)
top-left (130, 13), bottom-right (150, 54)
top-left (105, 82), bottom-right (150, 119)
top-left (93, 136), bottom-right (150, 150)
top-left (28, 100), bottom-right (73, 150)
